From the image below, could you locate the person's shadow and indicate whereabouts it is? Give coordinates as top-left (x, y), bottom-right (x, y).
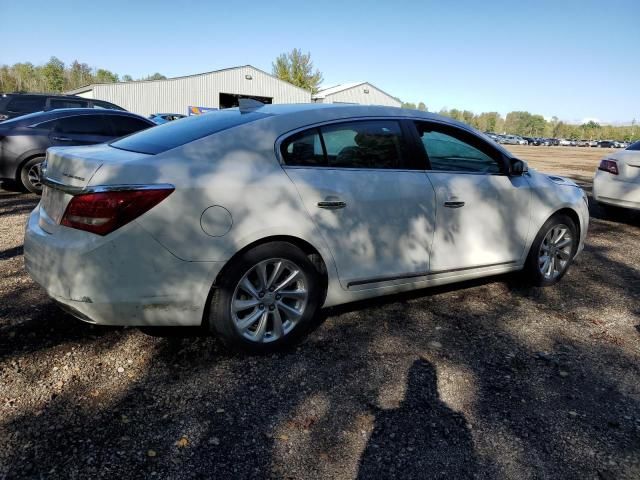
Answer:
top-left (357, 358), bottom-right (486, 479)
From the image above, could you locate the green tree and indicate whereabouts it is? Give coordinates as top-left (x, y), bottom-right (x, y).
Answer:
top-left (401, 102), bottom-right (417, 109)
top-left (272, 48), bottom-right (323, 93)
top-left (143, 73), bottom-right (167, 81)
top-left (42, 57), bottom-right (65, 92)
top-left (122, 74), bottom-right (133, 82)
top-left (95, 69), bottom-right (119, 83)
top-left (417, 102), bottom-right (427, 112)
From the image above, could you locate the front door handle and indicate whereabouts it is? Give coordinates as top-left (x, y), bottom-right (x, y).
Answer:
top-left (52, 136), bottom-right (73, 142)
top-left (444, 201), bottom-right (465, 208)
top-left (317, 200), bottom-right (347, 210)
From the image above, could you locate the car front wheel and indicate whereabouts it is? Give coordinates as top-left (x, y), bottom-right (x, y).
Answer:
top-left (208, 242), bottom-right (322, 352)
top-left (524, 214), bottom-right (578, 286)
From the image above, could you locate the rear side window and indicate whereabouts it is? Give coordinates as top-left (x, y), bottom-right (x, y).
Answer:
top-left (6, 96), bottom-right (46, 113)
top-left (111, 110), bottom-right (271, 154)
top-left (49, 98), bottom-right (87, 109)
top-left (92, 100), bottom-right (125, 110)
top-left (281, 120), bottom-right (407, 169)
top-left (415, 122), bottom-right (503, 174)
top-left (55, 115), bottom-right (112, 135)
top-left (108, 115), bottom-right (152, 137)
top-left (281, 129), bottom-right (325, 166)
top-left (627, 141), bottom-right (640, 151)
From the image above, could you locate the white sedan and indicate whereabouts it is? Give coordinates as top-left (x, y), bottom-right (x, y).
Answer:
top-left (24, 103), bottom-right (589, 351)
top-left (593, 141), bottom-right (640, 211)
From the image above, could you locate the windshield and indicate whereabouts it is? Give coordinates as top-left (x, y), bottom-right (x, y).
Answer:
top-left (110, 110), bottom-right (272, 154)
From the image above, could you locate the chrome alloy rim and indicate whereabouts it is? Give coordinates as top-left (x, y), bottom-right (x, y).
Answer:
top-left (538, 224), bottom-right (573, 280)
top-left (231, 258), bottom-right (308, 343)
top-left (27, 162), bottom-right (43, 190)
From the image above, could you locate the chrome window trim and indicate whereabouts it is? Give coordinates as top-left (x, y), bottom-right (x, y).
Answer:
top-left (41, 176), bottom-right (174, 196)
top-left (274, 115), bottom-right (513, 170)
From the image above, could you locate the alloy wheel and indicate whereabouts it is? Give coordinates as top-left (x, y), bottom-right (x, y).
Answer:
top-left (538, 224), bottom-right (573, 280)
top-left (27, 162), bottom-right (43, 190)
top-left (231, 258), bottom-right (309, 343)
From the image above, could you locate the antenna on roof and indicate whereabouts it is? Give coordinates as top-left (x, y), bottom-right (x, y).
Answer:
top-left (238, 98), bottom-right (265, 113)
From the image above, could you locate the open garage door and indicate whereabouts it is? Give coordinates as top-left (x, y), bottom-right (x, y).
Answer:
top-left (219, 93), bottom-right (273, 109)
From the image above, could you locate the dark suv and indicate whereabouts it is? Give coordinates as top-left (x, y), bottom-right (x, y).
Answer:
top-left (0, 108), bottom-right (154, 194)
top-left (0, 93), bottom-right (125, 121)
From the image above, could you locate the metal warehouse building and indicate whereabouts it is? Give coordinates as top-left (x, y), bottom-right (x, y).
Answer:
top-left (312, 82), bottom-right (401, 107)
top-left (66, 65), bottom-right (312, 117)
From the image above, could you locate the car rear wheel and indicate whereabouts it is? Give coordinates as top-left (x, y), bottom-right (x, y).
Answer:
top-left (19, 156), bottom-right (45, 195)
top-left (523, 214), bottom-right (578, 286)
top-left (208, 241), bottom-right (322, 352)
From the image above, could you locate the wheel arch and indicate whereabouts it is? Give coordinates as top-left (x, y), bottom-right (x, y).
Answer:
top-left (15, 151), bottom-right (46, 183)
top-left (202, 235), bottom-right (330, 327)
top-left (525, 206), bottom-right (582, 263)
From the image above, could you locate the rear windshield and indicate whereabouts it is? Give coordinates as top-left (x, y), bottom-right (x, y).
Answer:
top-left (110, 110), bottom-right (272, 154)
top-left (627, 141), bottom-right (640, 151)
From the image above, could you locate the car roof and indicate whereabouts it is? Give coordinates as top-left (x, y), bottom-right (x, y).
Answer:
top-left (243, 102), bottom-right (472, 129)
top-left (0, 108), bottom-right (150, 127)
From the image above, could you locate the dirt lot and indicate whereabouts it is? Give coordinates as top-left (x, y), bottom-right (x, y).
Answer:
top-left (1, 146), bottom-right (639, 479)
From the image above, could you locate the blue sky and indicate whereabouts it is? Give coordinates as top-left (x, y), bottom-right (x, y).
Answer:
top-left (2, 0), bottom-right (638, 123)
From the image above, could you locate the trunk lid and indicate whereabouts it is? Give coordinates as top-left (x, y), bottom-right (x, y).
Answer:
top-left (613, 151), bottom-right (640, 183)
top-left (40, 144), bottom-right (150, 234)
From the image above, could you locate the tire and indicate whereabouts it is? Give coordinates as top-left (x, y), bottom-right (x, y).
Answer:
top-left (523, 214), bottom-right (578, 287)
top-left (19, 156), bottom-right (45, 195)
top-left (598, 202), bottom-right (623, 217)
top-left (208, 241), bottom-right (323, 352)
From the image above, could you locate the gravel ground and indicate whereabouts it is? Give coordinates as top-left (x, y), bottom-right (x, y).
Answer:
top-left (1, 151), bottom-right (639, 479)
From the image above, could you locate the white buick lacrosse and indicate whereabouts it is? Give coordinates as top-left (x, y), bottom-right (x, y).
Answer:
top-left (24, 103), bottom-right (589, 351)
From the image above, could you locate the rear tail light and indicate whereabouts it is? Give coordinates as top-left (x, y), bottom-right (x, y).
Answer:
top-left (598, 159), bottom-right (619, 175)
top-left (61, 187), bottom-right (174, 235)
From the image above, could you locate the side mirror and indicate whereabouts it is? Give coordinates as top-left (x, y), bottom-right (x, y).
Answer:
top-left (510, 158), bottom-right (529, 176)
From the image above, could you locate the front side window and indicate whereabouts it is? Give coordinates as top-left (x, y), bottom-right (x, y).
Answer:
top-left (416, 122), bottom-right (502, 174)
top-left (55, 115), bottom-right (111, 135)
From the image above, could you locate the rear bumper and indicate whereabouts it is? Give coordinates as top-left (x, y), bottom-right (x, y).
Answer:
top-left (24, 207), bottom-right (224, 326)
top-left (593, 171), bottom-right (640, 211)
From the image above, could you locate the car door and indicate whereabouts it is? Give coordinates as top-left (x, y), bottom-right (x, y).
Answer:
top-left (49, 114), bottom-right (115, 147)
top-left (414, 120), bottom-right (531, 273)
top-left (281, 119), bottom-right (437, 288)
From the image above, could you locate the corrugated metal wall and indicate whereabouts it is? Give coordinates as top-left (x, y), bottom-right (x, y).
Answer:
top-left (322, 83), bottom-right (401, 108)
top-left (88, 66), bottom-right (311, 116)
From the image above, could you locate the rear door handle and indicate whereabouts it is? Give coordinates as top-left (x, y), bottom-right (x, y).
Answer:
top-left (317, 200), bottom-right (347, 209)
top-left (444, 201), bottom-right (465, 208)
top-left (52, 136), bottom-right (73, 142)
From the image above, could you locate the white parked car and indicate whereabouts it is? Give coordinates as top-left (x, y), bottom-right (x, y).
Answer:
top-left (593, 141), bottom-right (640, 211)
top-left (24, 104), bottom-right (589, 351)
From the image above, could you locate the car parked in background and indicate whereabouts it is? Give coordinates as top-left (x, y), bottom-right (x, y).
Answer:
top-left (577, 140), bottom-right (590, 147)
top-left (23, 103), bottom-right (589, 352)
top-left (588, 140), bottom-right (598, 147)
top-left (558, 139), bottom-right (572, 146)
top-left (593, 140), bottom-right (640, 211)
top-left (0, 93), bottom-right (126, 121)
top-left (149, 113), bottom-right (187, 125)
top-left (0, 108), bottom-right (154, 193)
top-left (598, 140), bottom-right (616, 148)
top-left (499, 135), bottom-right (527, 145)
